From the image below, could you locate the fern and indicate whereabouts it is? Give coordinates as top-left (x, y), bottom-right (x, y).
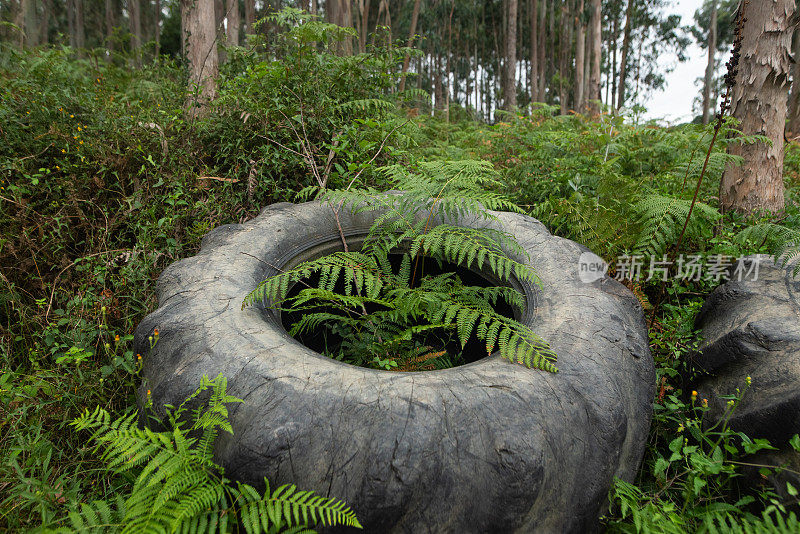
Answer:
top-left (633, 194), bottom-right (721, 258)
top-left (734, 223), bottom-right (800, 276)
top-left (244, 160), bottom-right (558, 372)
top-left (702, 510), bottom-right (800, 534)
top-left (335, 98), bottom-right (396, 116)
top-left (62, 375), bottom-right (361, 533)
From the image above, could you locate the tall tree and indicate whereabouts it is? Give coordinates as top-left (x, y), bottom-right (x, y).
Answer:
top-left (244, 0), bottom-right (255, 41)
top-left (130, 0), bottom-right (142, 65)
top-left (702, 0), bottom-right (717, 124)
top-left (226, 0), bottom-right (240, 46)
top-left (398, 0), bottom-right (422, 93)
top-left (357, 0), bottom-right (370, 53)
top-left (588, 0), bottom-right (602, 113)
top-left (558, 0), bottom-right (571, 114)
top-left (155, 0), bottom-right (161, 56)
top-left (327, 0), bottom-right (354, 55)
top-left (22, 0), bottom-right (38, 46)
top-left (616, 0), bottom-right (635, 111)
top-left (504, 0), bottom-right (518, 110)
top-left (574, 0), bottom-right (586, 111)
top-left (721, 0), bottom-right (795, 215)
top-left (693, 0), bottom-right (737, 119)
top-left (183, 0), bottom-right (219, 116)
top-left (40, 0), bottom-right (51, 44)
top-left (529, 0), bottom-right (539, 103)
top-left (537, 0), bottom-right (546, 101)
top-left (105, 0), bottom-right (115, 56)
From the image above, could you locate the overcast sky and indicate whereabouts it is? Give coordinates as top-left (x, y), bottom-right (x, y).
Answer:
top-left (641, 0), bottom-right (706, 123)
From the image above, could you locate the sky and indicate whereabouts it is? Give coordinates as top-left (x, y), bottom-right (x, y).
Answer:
top-left (642, 0), bottom-right (707, 124)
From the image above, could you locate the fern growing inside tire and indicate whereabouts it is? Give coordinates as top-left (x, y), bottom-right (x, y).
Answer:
top-left (243, 160), bottom-right (557, 372)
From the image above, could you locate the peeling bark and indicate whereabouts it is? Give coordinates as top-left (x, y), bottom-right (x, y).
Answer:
top-left (721, 0), bottom-right (795, 216)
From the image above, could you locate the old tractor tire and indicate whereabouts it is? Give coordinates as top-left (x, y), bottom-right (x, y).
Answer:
top-left (135, 200), bottom-right (654, 533)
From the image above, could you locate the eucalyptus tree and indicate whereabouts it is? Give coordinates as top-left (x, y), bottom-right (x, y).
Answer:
top-left (692, 0), bottom-right (737, 124)
top-left (721, 0), bottom-right (795, 215)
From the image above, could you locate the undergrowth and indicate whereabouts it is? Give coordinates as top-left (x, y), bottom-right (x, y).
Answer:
top-left (2, 23), bottom-right (800, 531)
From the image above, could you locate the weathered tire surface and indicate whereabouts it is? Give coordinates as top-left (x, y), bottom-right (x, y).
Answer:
top-left (135, 200), bottom-right (655, 533)
top-left (693, 255), bottom-right (800, 444)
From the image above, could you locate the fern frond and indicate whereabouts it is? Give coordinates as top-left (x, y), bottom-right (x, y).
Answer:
top-left (734, 223), bottom-right (800, 276)
top-left (633, 194), bottom-right (720, 257)
top-left (72, 374), bottom-right (361, 533)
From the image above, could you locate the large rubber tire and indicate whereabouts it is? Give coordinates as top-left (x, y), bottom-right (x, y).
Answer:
top-left (693, 255), bottom-right (800, 444)
top-left (135, 200), bottom-right (654, 533)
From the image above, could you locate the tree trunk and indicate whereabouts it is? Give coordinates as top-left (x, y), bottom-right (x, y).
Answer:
top-left (588, 0), bottom-right (601, 113)
top-left (537, 0), bottom-right (546, 101)
top-left (328, 0), bottom-right (353, 55)
top-left (558, 0), bottom-right (569, 114)
top-left (67, 0), bottom-right (75, 48)
top-left (721, 0), bottom-right (794, 216)
top-left (529, 0), bottom-right (538, 104)
top-left (22, 0), bottom-right (38, 47)
top-left (504, 0), bottom-right (518, 110)
top-left (155, 0), bottom-right (161, 56)
top-left (183, 0), bottom-right (219, 116)
top-left (398, 0), bottom-right (422, 92)
top-left (215, 0), bottom-right (226, 61)
top-left (244, 0), bottom-right (255, 40)
top-left (616, 0), bottom-right (634, 111)
top-left (546, 0), bottom-right (554, 104)
top-left (130, 0), bottom-right (141, 66)
top-left (434, 53), bottom-right (443, 111)
top-left (789, 26), bottom-right (800, 135)
top-left (702, 0), bottom-right (718, 125)
top-left (357, 0), bottom-right (370, 53)
top-left (41, 0), bottom-right (51, 44)
top-left (74, 0), bottom-right (85, 50)
top-left (226, 0), bottom-right (239, 46)
top-left (574, 0), bottom-right (585, 112)
top-left (105, 0), bottom-right (115, 56)
top-left (610, 8), bottom-right (618, 107)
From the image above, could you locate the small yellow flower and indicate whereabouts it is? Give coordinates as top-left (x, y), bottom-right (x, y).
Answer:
top-left (746, 376), bottom-right (752, 386)
top-left (727, 399), bottom-right (735, 408)
top-left (55, 166), bottom-right (60, 170)
top-left (137, 354), bottom-right (142, 361)
top-left (79, 140), bottom-right (83, 145)
top-left (691, 390), bottom-right (697, 403)
top-left (702, 398), bottom-right (708, 407)
top-left (77, 127), bottom-right (81, 131)
top-left (73, 136), bottom-right (77, 140)
top-left (70, 114), bottom-right (74, 118)
top-left (147, 389), bottom-right (151, 396)
top-left (154, 328), bottom-right (159, 337)
top-left (114, 334), bottom-right (120, 342)
top-left (61, 149), bottom-right (65, 153)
